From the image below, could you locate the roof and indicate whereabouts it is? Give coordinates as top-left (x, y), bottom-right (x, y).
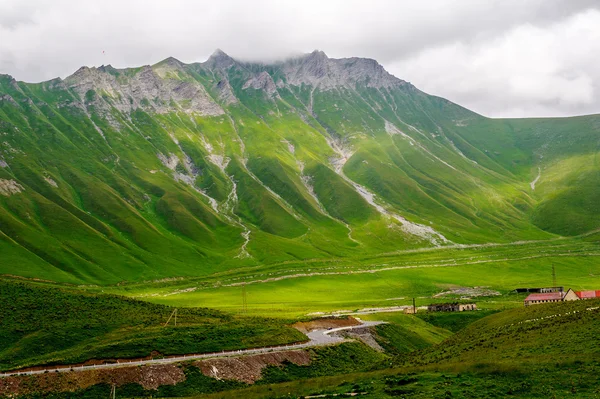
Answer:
top-left (575, 290), bottom-right (600, 299)
top-left (524, 292), bottom-right (563, 301)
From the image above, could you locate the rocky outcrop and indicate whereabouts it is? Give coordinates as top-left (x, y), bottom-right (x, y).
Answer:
top-left (65, 63), bottom-right (224, 116)
top-left (0, 94), bottom-right (18, 106)
top-left (216, 78), bottom-right (238, 105)
top-left (280, 50), bottom-right (407, 90)
top-left (0, 179), bottom-right (24, 196)
top-left (242, 71), bottom-right (279, 99)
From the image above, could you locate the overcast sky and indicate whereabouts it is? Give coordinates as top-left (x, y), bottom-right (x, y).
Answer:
top-left (1, 0), bottom-right (599, 118)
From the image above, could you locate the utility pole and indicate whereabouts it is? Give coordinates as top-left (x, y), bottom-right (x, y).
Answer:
top-left (552, 264), bottom-right (557, 290)
top-left (163, 308), bottom-right (177, 327)
top-left (412, 297), bottom-right (416, 314)
top-left (242, 282), bottom-right (247, 313)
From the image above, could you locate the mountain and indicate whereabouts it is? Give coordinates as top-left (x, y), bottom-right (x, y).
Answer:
top-left (0, 49), bottom-right (599, 284)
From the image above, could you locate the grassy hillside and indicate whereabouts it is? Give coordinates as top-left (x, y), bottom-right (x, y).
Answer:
top-left (192, 300), bottom-right (600, 398)
top-left (0, 280), bottom-right (304, 372)
top-left (409, 298), bottom-right (600, 367)
top-left (1, 51), bottom-right (599, 286)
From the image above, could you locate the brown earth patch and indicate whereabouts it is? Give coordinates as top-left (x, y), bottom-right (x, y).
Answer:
top-left (0, 364), bottom-right (184, 396)
top-left (292, 316), bottom-right (360, 333)
top-left (196, 350), bottom-right (310, 384)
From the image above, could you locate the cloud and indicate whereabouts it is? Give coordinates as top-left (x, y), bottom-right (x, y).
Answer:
top-left (390, 8), bottom-right (600, 117)
top-left (0, 0), bottom-right (598, 117)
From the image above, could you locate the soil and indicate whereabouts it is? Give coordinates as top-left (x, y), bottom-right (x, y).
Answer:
top-left (292, 317), bottom-right (361, 333)
top-left (0, 364), bottom-right (184, 396)
top-left (196, 350), bottom-right (311, 384)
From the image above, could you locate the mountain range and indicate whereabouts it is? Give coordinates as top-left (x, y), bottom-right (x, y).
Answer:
top-left (0, 49), bottom-right (599, 284)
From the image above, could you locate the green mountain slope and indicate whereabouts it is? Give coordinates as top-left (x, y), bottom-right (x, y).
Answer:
top-left (0, 50), bottom-right (598, 284)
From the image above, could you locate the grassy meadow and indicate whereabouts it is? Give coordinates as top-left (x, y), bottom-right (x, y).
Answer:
top-left (102, 233), bottom-right (600, 318)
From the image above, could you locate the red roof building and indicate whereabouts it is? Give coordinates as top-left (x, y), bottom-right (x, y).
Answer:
top-left (575, 290), bottom-right (600, 299)
top-left (524, 289), bottom-right (579, 306)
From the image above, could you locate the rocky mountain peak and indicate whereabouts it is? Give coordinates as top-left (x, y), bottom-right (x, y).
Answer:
top-left (280, 51), bottom-right (405, 90)
top-left (65, 59), bottom-right (224, 117)
top-left (205, 49), bottom-right (236, 69)
top-left (308, 49), bottom-right (328, 60)
top-left (157, 56), bottom-right (185, 69)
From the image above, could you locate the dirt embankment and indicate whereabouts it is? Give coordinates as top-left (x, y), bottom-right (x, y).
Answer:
top-left (196, 350), bottom-right (310, 384)
top-left (292, 316), bottom-right (361, 333)
top-left (0, 350), bottom-right (313, 396)
top-left (0, 364), bottom-right (184, 397)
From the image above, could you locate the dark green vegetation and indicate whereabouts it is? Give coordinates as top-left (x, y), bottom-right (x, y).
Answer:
top-left (1, 50), bottom-right (599, 285)
top-left (191, 300), bottom-right (600, 398)
top-left (0, 280), bottom-right (304, 371)
top-left (416, 309), bottom-right (499, 332)
top-left (195, 364), bottom-right (600, 399)
top-left (407, 298), bottom-right (600, 367)
top-left (2, 299), bottom-right (599, 398)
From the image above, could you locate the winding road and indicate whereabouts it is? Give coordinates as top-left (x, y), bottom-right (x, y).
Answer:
top-left (0, 320), bottom-right (385, 378)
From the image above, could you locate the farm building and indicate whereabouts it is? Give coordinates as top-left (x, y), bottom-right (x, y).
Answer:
top-left (575, 290), bottom-right (600, 299)
top-left (427, 303), bottom-right (477, 312)
top-left (523, 288), bottom-right (579, 306)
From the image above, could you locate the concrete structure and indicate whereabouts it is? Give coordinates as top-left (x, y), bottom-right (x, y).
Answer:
top-left (427, 303), bottom-right (477, 312)
top-left (514, 287), bottom-right (563, 294)
top-left (524, 288), bottom-right (579, 306)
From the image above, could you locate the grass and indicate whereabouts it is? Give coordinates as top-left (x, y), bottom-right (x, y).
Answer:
top-left (415, 309), bottom-right (500, 332)
top-left (3, 287), bottom-right (599, 398)
top-left (2, 52), bottom-right (600, 397)
top-left (191, 363), bottom-right (600, 398)
top-left (0, 280), bottom-right (305, 372)
top-left (361, 313), bottom-right (453, 354)
top-left (189, 300), bottom-right (600, 398)
top-left (2, 56), bottom-right (600, 287)
top-left (121, 235), bottom-right (600, 318)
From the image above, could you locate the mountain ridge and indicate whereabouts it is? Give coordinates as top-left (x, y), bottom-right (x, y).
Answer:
top-left (0, 49), bottom-right (599, 285)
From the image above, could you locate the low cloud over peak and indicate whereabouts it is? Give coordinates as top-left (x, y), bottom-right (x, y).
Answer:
top-left (1, 0), bottom-right (598, 117)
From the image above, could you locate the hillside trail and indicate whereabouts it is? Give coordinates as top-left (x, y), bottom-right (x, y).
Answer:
top-left (134, 231), bottom-right (600, 297)
top-left (0, 320), bottom-right (384, 378)
top-left (157, 229), bottom-right (600, 290)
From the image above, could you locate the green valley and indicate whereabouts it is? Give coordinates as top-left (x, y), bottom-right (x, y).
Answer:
top-left (1, 49), bottom-right (600, 398)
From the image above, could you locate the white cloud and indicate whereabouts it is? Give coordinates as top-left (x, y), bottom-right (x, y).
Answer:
top-left (389, 8), bottom-right (600, 117)
top-left (0, 0), bottom-right (598, 117)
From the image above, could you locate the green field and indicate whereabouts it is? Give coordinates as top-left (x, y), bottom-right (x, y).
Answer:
top-left (92, 233), bottom-right (600, 318)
